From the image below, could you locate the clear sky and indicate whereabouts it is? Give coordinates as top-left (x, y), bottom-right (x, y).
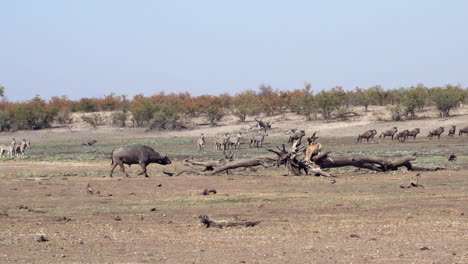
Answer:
top-left (1, 0), bottom-right (467, 101)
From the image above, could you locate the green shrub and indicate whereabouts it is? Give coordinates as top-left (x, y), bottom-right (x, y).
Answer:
top-left (430, 85), bottom-right (465, 117)
top-left (148, 105), bottom-right (180, 130)
top-left (77, 98), bottom-right (98, 112)
top-left (111, 111), bottom-right (127, 127)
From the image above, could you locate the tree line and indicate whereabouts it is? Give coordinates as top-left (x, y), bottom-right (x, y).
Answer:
top-left (0, 83), bottom-right (466, 131)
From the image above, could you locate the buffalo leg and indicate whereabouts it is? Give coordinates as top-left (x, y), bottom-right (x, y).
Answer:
top-left (119, 162), bottom-right (129, 177)
top-left (109, 162), bottom-right (118, 177)
top-left (138, 163), bottom-right (149, 177)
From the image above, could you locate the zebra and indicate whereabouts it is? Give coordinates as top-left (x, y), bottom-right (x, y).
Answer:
top-left (197, 133), bottom-right (205, 151)
top-left (0, 144), bottom-right (7, 158)
top-left (17, 139), bottom-right (31, 158)
top-left (0, 144), bottom-right (15, 158)
top-left (226, 132), bottom-right (243, 149)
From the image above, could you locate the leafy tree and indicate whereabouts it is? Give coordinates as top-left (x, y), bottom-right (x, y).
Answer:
top-left (77, 98), bottom-right (98, 112)
top-left (148, 104), bottom-right (180, 130)
top-left (315, 90), bottom-right (338, 119)
top-left (204, 105), bottom-right (224, 125)
top-left (297, 82), bottom-right (316, 120)
top-left (354, 87), bottom-right (372, 111)
top-left (430, 85), bottom-right (465, 117)
top-left (130, 94), bottom-right (157, 126)
top-left (111, 112), bottom-right (128, 127)
top-left (233, 90), bottom-right (260, 122)
top-left (367, 85), bottom-right (387, 106)
top-left (0, 85), bottom-right (4, 97)
top-left (0, 110), bottom-right (12, 131)
top-left (401, 84), bottom-right (428, 119)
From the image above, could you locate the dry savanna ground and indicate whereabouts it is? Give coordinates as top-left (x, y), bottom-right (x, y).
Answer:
top-left (0, 107), bottom-right (467, 263)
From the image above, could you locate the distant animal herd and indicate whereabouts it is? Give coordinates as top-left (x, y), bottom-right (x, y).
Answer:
top-left (357, 125), bottom-right (468, 143)
top-left (0, 138), bottom-right (31, 159)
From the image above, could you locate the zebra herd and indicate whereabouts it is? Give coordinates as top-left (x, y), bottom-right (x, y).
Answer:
top-left (198, 130), bottom-right (269, 151)
top-left (0, 138), bottom-right (31, 159)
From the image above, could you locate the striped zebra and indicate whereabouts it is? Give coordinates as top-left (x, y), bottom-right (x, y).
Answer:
top-left (16, 139), bottom-right (31, 158)
top-left (0, 144), bottom-right (15, 158)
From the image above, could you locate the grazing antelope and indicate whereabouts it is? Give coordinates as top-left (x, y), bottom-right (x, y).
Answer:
top-left (197, 133), bottom-right (205, 151)
top-left (380, 127), bottom-right (398, 140)
top-left (407, 128), bottom-right (420, 140)
top-left (357, 129), bottom-right (377, 143)
top-left (447, 125), bottom-right (456, 137)
top-left (428, 127), bottom-right (444, 140)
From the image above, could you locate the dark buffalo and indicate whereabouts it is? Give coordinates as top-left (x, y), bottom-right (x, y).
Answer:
top-left (357, 129), bottom-right (377, 143)
top-left (407, 128), bottom-right (420, 140)
top-left (428, 127), bottom-right (444, 140)
top-left (110, 145), bottom-right (171, 177)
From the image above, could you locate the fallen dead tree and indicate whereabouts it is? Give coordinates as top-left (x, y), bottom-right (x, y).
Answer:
top-left (177, 139), bottom-right (444, 177)
top-left (267, 139), bottom-right (444, 177)
top-left (177, 155), bottom-right (277, 176)
top-left (199, 215), bottom-right (261, 228)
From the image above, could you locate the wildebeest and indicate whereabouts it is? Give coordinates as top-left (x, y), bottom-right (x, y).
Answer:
top-left (82, 139), bottom-right (97, 146)
top-left (395, 130), bottom-right (410, 142)
top-left (428, 127), bottom-right (444, 140)
top-left (110, 145), bottom-right (171, 177)
top-left (447, 125), bottom-right (456, 137)
top-left (407, 128), bottom-right (420, 140)
top-left (459, 125), bottom-right (468, 136)
top-left (288, 130), bottom-right (305, 145)
top-left (357, 129), bottom-right (377, 143)
top-left (379, 127), bottom-right (398, 140)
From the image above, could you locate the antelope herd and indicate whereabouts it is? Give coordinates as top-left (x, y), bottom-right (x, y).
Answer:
top-left (356, 125), bottom-right (468, 143)
top-left (0, 138), bottom-right (31, 158)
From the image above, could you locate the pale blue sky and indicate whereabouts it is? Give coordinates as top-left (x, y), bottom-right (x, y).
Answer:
top-left (1, 0), bottom-right (467, 101)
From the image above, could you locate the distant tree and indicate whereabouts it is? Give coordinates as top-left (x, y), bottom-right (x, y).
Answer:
top-left (315, 90), bottom-right (338, 120)
top-left (367, 85), bottom-right (387, 106)
top-left (204, 105), bottom-right (224, 125)
top-left (297, 82), bottom-right (316, 121)
top-left (354, 87), bottom-right (372, 111)
top-left (430, 85), bottom-right (465, 117)
top-left (99, 93), bottom-right (121, 111)
top-left (148, 104), bottom-right (180, 130)
top-left (233, 90), bottom-right (260, 122)
top-left (258, 84), bottom-right (280, 116)
top-left (130, 94), bottom-right (156, 126)
top-left (0, 85), bottom-right (4, 97)
top-left (401, 84), bottom-right (428, 119)
top-left (77, 98), bottom-right (98, 112)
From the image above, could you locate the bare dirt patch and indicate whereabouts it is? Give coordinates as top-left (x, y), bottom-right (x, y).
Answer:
top-left (0, 107), bottom-right (467, 263)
